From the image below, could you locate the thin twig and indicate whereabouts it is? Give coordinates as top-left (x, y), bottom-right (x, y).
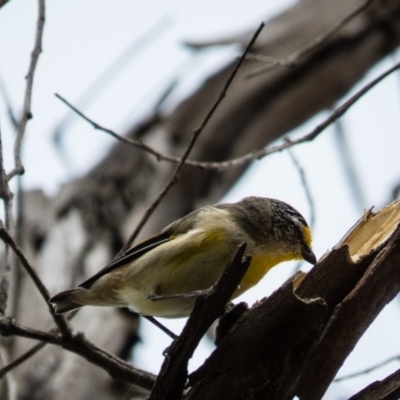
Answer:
top-left (334, 355), bottom-right (400, 382)
top-left (119, 22), bottom-right (265, 253)
top-left (0, 341), bottom-right (47, 378)
top-left (0, 310), bottom-right (77, 379)
top-left (12, 174), bottom-right (25, 320)
top-left (0, 317), bottom-right (156, 391)
top-left (57, 60), bottom-right (400, 174)
top-left (0, 120), bottom-right (13, 316)
top-left (7, 0), bottom-right (45, 181)
top-left (246, 0), bottom-right (374, 79)
top-left (54, 93), bottom-right (175, 161)
top-left (0, 224), bottom-right (72, 338)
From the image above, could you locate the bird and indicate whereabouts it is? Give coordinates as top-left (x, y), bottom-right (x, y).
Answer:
top-left (49, 196), bottom-right (317, 319)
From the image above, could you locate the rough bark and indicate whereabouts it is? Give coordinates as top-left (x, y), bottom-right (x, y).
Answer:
top-left (186, 226), bottom-right (400, 400)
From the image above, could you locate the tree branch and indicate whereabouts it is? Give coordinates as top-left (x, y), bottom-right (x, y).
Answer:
top-left (119, 22), bottom-right (265, 252)
top-left (0, 123), bottom-right (13, 315)
top-left (0, 224), bottom-right (72, 338)
top-left (295, 225), bottom-right (400, 399)
top-left (7, 0), bottom-right (45, 181)
top-left (246, 0), bottom-right (374, 78)
top-left (149, 243), bottom-right (251, 400)
top-left (57, 59), bottom-right (400, 174)
top-left (335, 355), bottom-right (400, 382)
top-left (0, 317), bottom-right (157, 391)
top-left (0, 341), bottom-right (47, 379)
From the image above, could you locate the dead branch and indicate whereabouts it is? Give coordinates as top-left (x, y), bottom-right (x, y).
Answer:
top-left (120, 22), bottom-right (264, 252)
top-left (185, 201), bottom-right (400, 400)
top-left (0, 223), bottom-right (72, 338)
top-left (0, 317), bottom-right (156, 390)
top-left (246, 0), bottom-right (374, 78)
top-left (335, 355), bottom-right (400, 382)
top-left (57, 59), bottom-right (400, 173)
top-left (7, 0), bottom-right (45, 181)
top-left (149, 243), bottom-right (250, 400)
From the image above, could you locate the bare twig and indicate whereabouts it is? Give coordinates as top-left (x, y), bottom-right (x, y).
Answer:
top-left (246, 0), bottom-right (374, 79)
top-left (0, 310), bottom-right (76, 379)
top-left (0, 318), bottom-right (156, 391)
top-left (0, 318), bottom-right (60, 343)
top-left (7, 0), bottom-right (45, 181)
top-left (119, 22), bottom-right (265, 253)
top-left (0, 120), bottom-right (13, 315)
top-left (55, 93), bottom-right (177, 161)
top-left (335, 355), bottom-right (400, 382)
top-left (57, 60), bottom-right (400, 174)
top-left (12, 174), bottom-right (26, 319)
top-left (0, 341), bottom-right (47, 379)
top-left (0, 224), bottom-right (72, 338)
top-left (332, 114), bottom-right (366, 210)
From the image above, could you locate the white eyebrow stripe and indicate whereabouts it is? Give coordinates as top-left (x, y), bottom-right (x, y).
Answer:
top-left (285, 209), bottom-right (307, 227)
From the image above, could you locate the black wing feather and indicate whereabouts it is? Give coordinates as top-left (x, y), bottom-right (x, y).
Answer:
top-left (79, 232), bottom-right (170, 289)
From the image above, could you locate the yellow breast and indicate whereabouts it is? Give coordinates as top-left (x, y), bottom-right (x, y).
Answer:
top-left (235, 252), bottom-right (300, 297)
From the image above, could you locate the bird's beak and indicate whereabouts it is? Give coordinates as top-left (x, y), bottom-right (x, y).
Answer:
top-left (301, 246), bottom-right (317, 265)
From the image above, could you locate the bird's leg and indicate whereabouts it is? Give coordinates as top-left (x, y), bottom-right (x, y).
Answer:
top-left (143, 315), bottom-right (178, 340)
top-left (147, 289), bottom-right (212, 302)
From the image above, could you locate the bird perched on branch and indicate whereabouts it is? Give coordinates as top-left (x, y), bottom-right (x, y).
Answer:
top-left (50, 196), bottom-right (316, 318)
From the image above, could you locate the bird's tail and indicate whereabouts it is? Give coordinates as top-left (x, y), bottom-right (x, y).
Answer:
top-left (49, 289), bottom-right (84, 314)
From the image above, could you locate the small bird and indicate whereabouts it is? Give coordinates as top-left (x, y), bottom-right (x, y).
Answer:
top-left (50, 196), bottom-right (316, 318)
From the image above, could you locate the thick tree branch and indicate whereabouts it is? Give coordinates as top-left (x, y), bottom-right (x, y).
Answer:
top-left (185, 204), bottom-right (400, 400)
top-left (295, 225), bottom-right (400, 399)
top-left (149, 243), bottom-right (251, 400)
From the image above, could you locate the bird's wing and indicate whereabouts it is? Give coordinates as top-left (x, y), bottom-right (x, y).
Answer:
top-left (78, 206), bottom-right (207, 289)
top-left (79, 231), bottom-right (171, 289)
top-left (78, 209), bottom-right (204, 289)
